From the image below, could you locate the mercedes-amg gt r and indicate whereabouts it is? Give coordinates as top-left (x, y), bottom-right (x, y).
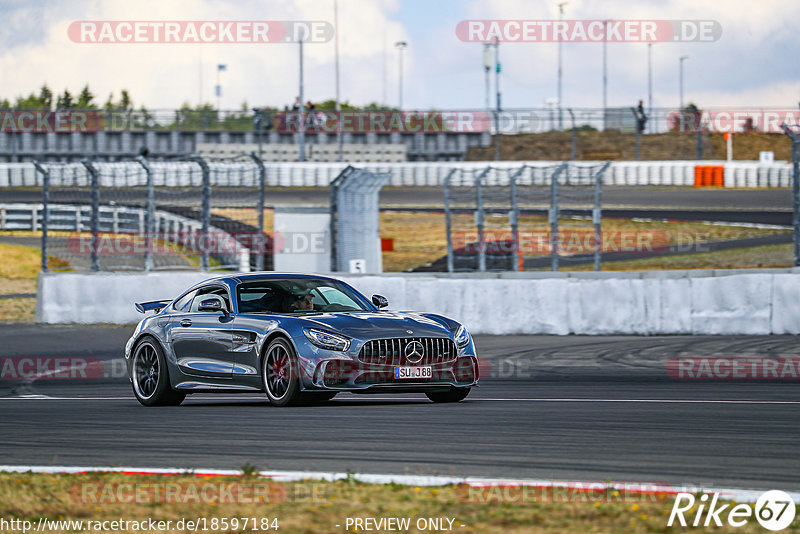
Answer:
top-left (125, 273), bottom-right (479, 406)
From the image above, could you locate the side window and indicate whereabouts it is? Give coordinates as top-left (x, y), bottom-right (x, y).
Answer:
top-left (189, 286), bottom-right (231, 313)
top-left (173, 290), bottom-right (196, 312)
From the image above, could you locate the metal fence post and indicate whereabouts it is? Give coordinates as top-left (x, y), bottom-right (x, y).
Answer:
top-left (631, 107), bottom-right (641, 161)
top-left (567, 108), bottom-right (576, 161)
top-left (593, 162), bottom-right (610, 271)
top-left (191, 155), bottom-right (211, 271)
top-left (250, 152), bottom-right (266, 271)
top-left (329, 165), bottom-right (354, 272)
top-left (443, 168), bottom-right (457, 273)
top-left (781, 124), bottom-right (800, 266)
top-left (509, 165), bottom-right (527, 272)
top-left (33, 162), bottom-right (49, 273)
top-left (549, 163), bottom-right (566, 271)
top-left (476, 167), bottom-right (490, 272)
top-left (81, 159), bottom-right (100, 272)
top-left (696, 130), bottom-right (703, 160)
top-left (136, 156), bottom-right (154, 272)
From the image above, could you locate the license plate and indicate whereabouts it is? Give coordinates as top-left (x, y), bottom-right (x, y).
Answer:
top-left (394, 366), bottom-right (432, 380)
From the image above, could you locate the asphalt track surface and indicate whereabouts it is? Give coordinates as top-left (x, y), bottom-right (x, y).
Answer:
top-left (1, 324), bottom-right (798, 492)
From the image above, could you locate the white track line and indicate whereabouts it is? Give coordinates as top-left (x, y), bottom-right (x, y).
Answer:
top-left (0, 465), bottom-right (795, 504)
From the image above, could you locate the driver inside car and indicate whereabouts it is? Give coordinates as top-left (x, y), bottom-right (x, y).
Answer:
top-left (292, 292), bottom-right (315, 311)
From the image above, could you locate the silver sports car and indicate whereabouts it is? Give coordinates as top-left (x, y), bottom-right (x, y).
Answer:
top-left (125, 273), bottom-right (479, 406)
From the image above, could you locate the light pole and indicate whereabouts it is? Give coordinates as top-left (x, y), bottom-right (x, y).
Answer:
top-left (494, 37), bottom-right (501, 161)
top-left (679, 55), bottom-right (689, 109)
top-left (298, 29), bottom-right (305, 162)
top-left (647, 43), bottom-right (653, 133)
top-left (334, 0), bottom-right (342, 161)
top-left (557, 2), bottom-right (568, 130)
top-left (216, 64), bottom-right (226, 114)
top-left (483, 44), bottom-right (492, 113)
top-left (602, 20), bottom-right (607, 131)
top-left (395, 41), bottom-right (408, 109)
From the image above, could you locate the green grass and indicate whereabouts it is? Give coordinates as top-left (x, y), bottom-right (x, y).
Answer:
top-left (2, 472), bottom-right (795, 533)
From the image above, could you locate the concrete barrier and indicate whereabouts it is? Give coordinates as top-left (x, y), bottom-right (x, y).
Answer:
top-left (2, 160), bottom-right (793, 188)
top-left (36, 269), bottom-right (800, 334)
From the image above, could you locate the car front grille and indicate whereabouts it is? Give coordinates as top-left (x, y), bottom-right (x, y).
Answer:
top-left (358, 337), bottom-right (457, 366)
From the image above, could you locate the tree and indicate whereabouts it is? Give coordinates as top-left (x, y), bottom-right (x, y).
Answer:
top-left (76, 85), bottom-right (95, 109)
top-left (119, 90), bottom-right (132, 111)
top-left (15, 92), bottom-right (46, 108)
top-left (38, 85), bottom-right (53, 109)
top-left (56, 89), bottom-right (74, 109)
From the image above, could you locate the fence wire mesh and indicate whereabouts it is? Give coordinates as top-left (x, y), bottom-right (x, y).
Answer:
top-left (443, 162), bottom-right (609, 272)
top-left (34, 155), bottom-right (270, 273)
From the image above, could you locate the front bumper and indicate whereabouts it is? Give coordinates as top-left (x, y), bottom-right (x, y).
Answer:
top-left (310, 357), bottom-right (480, 392)
top-left (293, 335), bottom-right (480, 392)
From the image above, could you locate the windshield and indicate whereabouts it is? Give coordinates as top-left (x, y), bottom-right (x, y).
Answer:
top-left (237, 278), bottom-right (374, 314)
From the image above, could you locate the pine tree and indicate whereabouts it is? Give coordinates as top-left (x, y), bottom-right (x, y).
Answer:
top-left (56, 89), bottom-right (74, 109)
top-left (77, 85), bottom-right (95, 108)
top-left (38, 85), bottom-right (53, 109)
top-left (119, 90), bottom-right (132, 111)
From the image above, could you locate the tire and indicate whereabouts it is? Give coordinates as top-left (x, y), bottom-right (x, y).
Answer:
top-left (131, 337), bottom-right (185, 407)
top-left (262, 337), bottom-right (303, 407)
top-left (425, 387), bottom-right (471, 403)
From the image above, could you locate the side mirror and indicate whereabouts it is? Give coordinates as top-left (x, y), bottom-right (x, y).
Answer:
top-left (372, 294), bottom-right (389, 309)
top-left (198, 298), bottom-right (227, 315)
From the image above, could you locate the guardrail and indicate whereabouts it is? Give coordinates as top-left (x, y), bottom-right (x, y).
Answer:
top-left (0, 202), bottom-right (250, 271)
top-left (0, 160), bottom-right (793, 188)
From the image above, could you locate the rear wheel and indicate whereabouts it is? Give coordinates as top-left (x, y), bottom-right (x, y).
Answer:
top-left (262, 338), bottom-right (303, 407)
top-left (425, 387), bottom-right (470, 403)
top-left (131, 337), bottom-right (185, 407)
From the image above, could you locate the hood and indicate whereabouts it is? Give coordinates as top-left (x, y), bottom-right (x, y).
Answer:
top-left (299, 311), bottom-right (453, 340)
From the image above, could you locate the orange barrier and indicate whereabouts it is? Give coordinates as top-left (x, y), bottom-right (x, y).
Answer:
top-left (693, 165), bottom-right (724, 187)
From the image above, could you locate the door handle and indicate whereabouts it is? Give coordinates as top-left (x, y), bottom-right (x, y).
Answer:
top-left (180, 319), bottom-right (192, 327)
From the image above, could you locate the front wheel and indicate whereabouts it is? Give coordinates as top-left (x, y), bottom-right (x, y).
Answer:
top-left (131, 337), bottom-right (185, 407)
top-left (425, 387), bottom-right (471, 403)
top-left (262, 338), bottom-right (303, 407)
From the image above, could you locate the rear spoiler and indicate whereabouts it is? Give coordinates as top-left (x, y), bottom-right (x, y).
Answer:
top-left (135, 300), bottom-right (171, 314)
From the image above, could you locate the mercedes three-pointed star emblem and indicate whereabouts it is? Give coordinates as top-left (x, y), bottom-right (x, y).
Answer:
top-left (404, 340), bottom-right (424, 364)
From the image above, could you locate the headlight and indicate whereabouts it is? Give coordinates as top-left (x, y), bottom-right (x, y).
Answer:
top-left (303, 328), bottom-right (351, 351)
top-left (455, 325), bottom-right (470, 348)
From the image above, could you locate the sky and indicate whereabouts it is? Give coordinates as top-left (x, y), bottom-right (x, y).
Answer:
top-left (0, 0), bottom-right (797, 112)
